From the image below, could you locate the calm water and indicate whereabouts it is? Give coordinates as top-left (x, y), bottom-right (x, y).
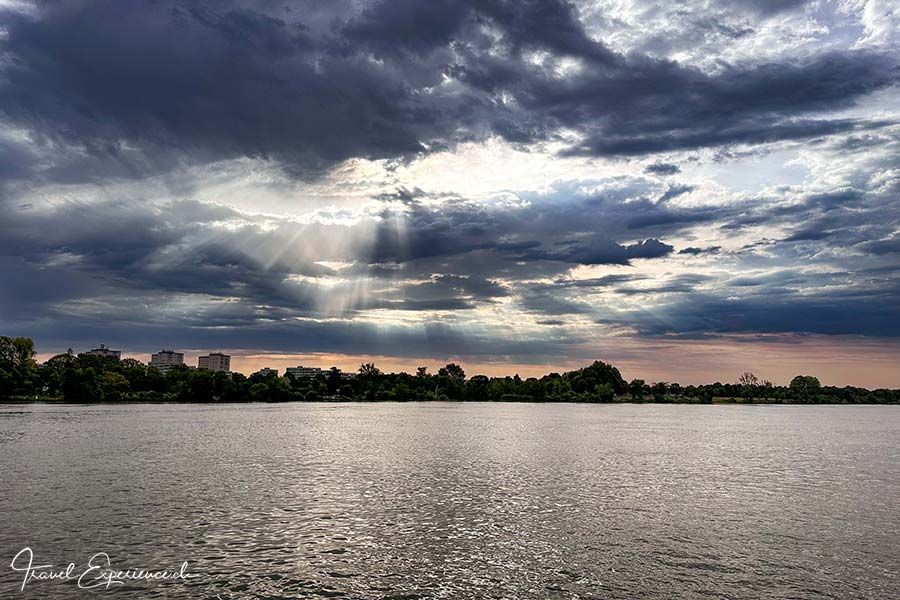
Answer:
top-left (0, 403), bottom-right (898, 599)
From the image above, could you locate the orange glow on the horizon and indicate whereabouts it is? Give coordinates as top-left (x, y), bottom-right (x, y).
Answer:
top-left (34, 334), bottom-right (900, 388)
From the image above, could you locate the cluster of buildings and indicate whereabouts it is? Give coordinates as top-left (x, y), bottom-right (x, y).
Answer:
top-left (86, 345), bottom-right (230, 373)
top-left (81, 344), bottom-right (352, 380)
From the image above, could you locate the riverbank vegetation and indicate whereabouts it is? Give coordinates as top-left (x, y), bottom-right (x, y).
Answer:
top-left (1, 336), bottom-right (898, 404)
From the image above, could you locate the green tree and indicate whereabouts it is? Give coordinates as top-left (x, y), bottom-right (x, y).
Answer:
top-left (651, 381), bottom-right (669, 402)
top-left (594, 383), bottom-right (614, 402)
top-left (0, 336), bottom-right (38, 396)
top-left (98, 371), bottom-right (129, 402)
top-left (465, 374), bottom-right (490, 400)
top-left (628, 379), bottom-right (645, 400)
top-left (358, 362), bottom-right (382, 378)
top-left (436, 363), bottom-right (465, 399)
top-left (439, 363), bottom-right (466, 380)
top-left (327, 367), bottom-right (343, 395)
top-left (65, 367), bottom-right (100, 401)
top-left (790, 375), bottom-right (821, 402)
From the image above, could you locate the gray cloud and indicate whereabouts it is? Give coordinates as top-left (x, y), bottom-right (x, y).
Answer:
top-left (522, 237), bottom-right (674, 265)
top-left (5, 162), bottom-right (900, 353)
top-left (644, 162), bottom-right (681, 176)
top-left (1, 0), bottom-right (896, 187)
top-left (678, 246), bottom-right (722, 256)
top-left (0, 1), bottom-right (899, 369)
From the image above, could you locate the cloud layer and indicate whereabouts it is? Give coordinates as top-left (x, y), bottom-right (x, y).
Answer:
top-left (1, 0), bottom-right (898, 384)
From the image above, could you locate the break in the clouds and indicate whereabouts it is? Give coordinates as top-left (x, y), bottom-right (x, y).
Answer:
top-left (1, 0), bottom-right (899, 385)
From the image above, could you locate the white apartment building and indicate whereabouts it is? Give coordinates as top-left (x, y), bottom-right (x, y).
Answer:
top-left (284, 366), bottom-right (354, 380)
top-left (150, 349), bottom-right (184, 373)
top-left (85, 344), bottom-right (121, 359)
top-left (253, 367), bottom-right (279, 377)
top-left (198, 352), bottom-right (231, 373)
top-left (284, 366), bottom-right (325, 379)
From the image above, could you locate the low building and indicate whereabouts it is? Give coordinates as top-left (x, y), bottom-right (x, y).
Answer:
top-left (85, 344), bottom-right (121, 359)
top-left (284, 366), bottom-right (355, 380)
top-left (198, 352), bottom-right (230, 373)
top-left (284, 365), bottom-right (325, 379)
top-left (150, 349), bottom-right (184, 373)
top-left (253, 367), bottom-right (279, 377)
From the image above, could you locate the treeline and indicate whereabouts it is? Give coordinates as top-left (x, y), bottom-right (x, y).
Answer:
top-left (1, 336), bottom-right (898, 404)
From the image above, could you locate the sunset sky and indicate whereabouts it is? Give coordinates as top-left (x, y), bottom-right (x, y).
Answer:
top-left (1, 0), bottom-right (898, 386)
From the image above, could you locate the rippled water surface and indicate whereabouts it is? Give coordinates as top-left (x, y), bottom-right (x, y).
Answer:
top-left (1, 403), bottom-right (898, 599)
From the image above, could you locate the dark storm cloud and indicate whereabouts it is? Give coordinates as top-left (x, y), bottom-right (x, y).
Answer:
top-left (0, 0), bottom-right (445, 179)
top-left (0, 256), bottom-right (102, 319)
top-left (0, 136), bottom-right (37, 181)
top-left (644, 163), bottom-right (681, 176)
top-left (522, 237), bottom-right (674, 265)
top-left (658, 184), bottom-right (695, 203)
top-left (11, 168), bottom-right (897, 343)
top-left (464, 46), bottom-right (898, 157)
top-left (3, 304), bottom-right (582, 361)
top-left (518, 290), bottom-right (594, 316)
top-left (1, 0), bottom-right (897, 185)
top-left (0, 176), bottom-right (693, 350)
top-left (1, 0), bottom-right (900, 362)
top-left (737, 0), bottom-right (810, 15)
top-left (2, 165), bottom-right (900, 357)
top-left (364, 274), bottom-right (509, 311)
top-left (461, 172), bottom-right (899, 341)
top-left (862, 237), bottom-right (900, 255)
top-left (622, 287), bottom-right (900, 337)
top-left (556, 274), bottom-right (647, 288)
top-left (678, 246), bottom-right (722, 256)
top-left (536, 319), bottom-right (565, 326)
top-left (626, 204), bottom-right (714, 230)
top-left (0, 198), bottom-right (350, 320)
top-left (369, 185), bottom-right (690, 271)
top-left (796, 188), bottom-right (866, 217)
top-left (567, 117), bottom-right (891, 158)
top-left (613, 273), bottom-right (714, 296)
top-left (729, 270), bottom-right (806, 287)
top-left (516, 263), bottom-right (900, 339)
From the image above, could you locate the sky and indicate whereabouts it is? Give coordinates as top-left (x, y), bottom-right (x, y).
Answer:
top-left (0, 0), bottom-right (898, 386)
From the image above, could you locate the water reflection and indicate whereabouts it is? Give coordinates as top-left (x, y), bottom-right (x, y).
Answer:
top-left (0, 403), bottom-right (898, 598)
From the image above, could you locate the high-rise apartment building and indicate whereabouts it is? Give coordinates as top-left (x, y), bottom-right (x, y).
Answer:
top-left (198, 352), bottom-right (230, 373)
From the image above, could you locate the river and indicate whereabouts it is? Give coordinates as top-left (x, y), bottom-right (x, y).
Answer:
top-left (0, 402), bottom-right (897, 598)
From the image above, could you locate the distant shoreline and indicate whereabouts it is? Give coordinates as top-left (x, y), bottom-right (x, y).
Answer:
top-left (3, 396), bottom-right (898, 406)
top-left (3, 338), bottom-right (898, 405)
